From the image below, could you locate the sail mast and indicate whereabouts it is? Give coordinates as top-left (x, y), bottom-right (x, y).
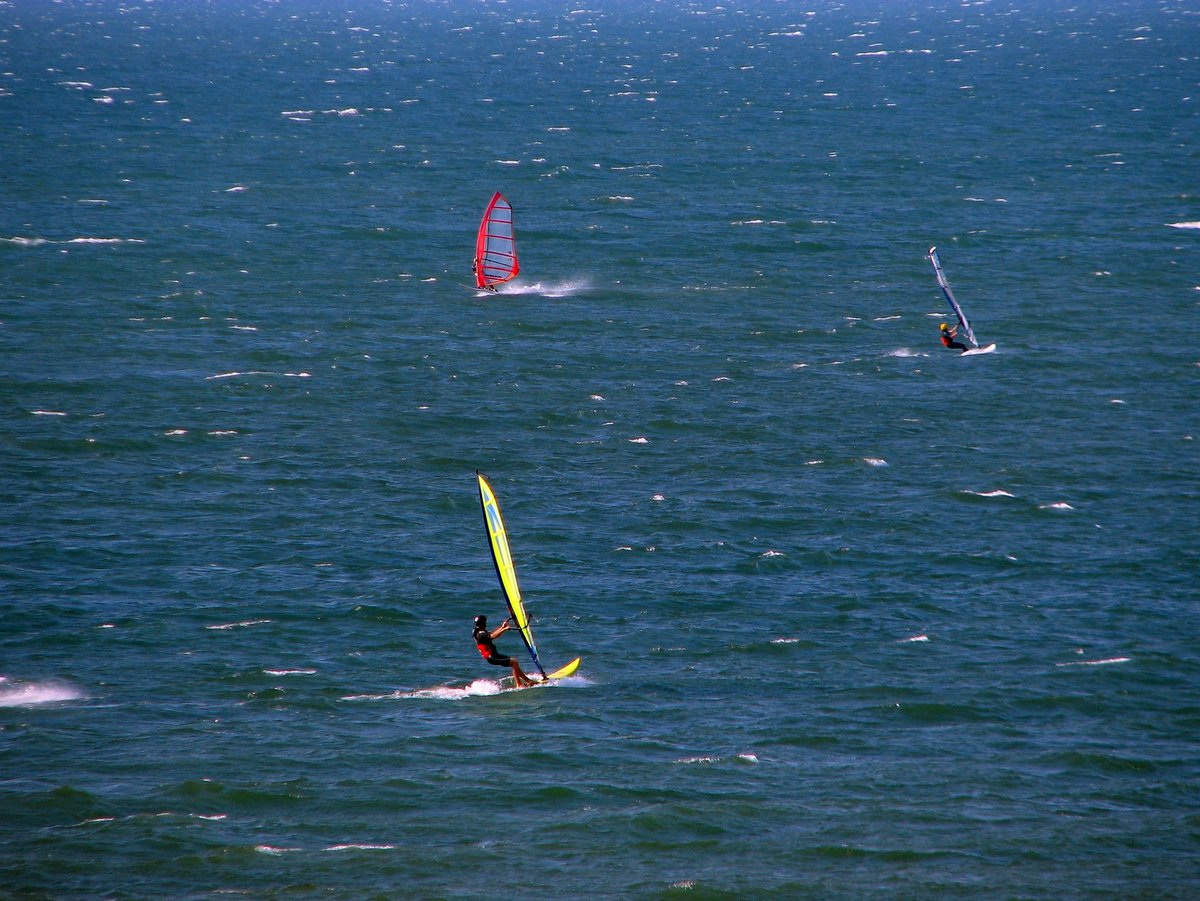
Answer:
top-left (928, 246), bottom-right (979, 348)
top-left (476, 471), bottom-right (545, 678)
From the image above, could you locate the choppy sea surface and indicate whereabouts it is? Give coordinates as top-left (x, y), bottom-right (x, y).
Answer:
top-left (3, 1), bottom-right (1199, 898)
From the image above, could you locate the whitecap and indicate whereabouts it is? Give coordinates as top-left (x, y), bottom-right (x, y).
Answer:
top-left (863, 457), bottom-right (888, 467)
top-left (771, 637), bottom-right (802, 644)
top-left (1167, 221), bottom-right (1200, 230)
top-left (256, 845), bottom-right (301, 855)
top-left (969, 489), bottom-right (1015, 498)
top-left (206, 371), bottom-right (271, 380)
top-left (901, 634), bottom-right (929, 643)
top-left (651, 493), bottom-right (666, 502)
top-left (32, 410), bottom-right (68, 416)
top-left (1055, 657), bottom-right (1131, 667)
top-left (264, 669), bottom-right (316, 676)
top-left (325, 844), bottom-right (394, 852)
top-left (759, 550), bottom-right (785, 559)
top-left (1040, 502), bottom-right (1074, 511)
top-left (206, 619), bottom-right (271, 630)
top-left (628, 436), bottom-right (649, 444)
top-left (66, 237), bottom-right (144, 244)
top-left (0, 681), bottom-right (84, 706)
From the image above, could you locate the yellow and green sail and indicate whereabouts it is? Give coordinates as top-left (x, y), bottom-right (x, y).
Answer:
top-left (476, 471), bottom-right (545, 678)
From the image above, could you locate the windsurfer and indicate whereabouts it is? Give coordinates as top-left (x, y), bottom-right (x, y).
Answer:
top-left (939, 322), bottom-right (969, 353)
top-left (473, 615), bottom-right (539, 686)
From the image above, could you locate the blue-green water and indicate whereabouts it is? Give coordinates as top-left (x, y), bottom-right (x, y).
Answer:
top-left (3, 2), bottom-right (1199, 898)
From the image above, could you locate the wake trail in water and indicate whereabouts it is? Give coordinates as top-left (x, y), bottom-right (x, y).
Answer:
top-left (341, 674), bottom-right (591, 702)
top-left (487, 277), bottom-right (590, 298)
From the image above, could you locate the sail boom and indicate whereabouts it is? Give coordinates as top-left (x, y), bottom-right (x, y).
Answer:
top-left (928, 246), bottom-right (979, 348)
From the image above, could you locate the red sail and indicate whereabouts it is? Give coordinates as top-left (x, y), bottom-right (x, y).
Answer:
top-left (474, 192), bottom-right (519, 289)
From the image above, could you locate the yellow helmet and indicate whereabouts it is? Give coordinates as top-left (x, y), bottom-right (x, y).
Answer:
top-left (939, 323), bottom-right (949, 331)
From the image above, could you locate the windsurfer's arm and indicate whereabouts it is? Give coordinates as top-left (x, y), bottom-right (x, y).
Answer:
top-left (490, 620), bottom-right (512, 639)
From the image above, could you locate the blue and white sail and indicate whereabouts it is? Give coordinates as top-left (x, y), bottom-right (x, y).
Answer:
top-left (928, 246), bottom-right (979, 348)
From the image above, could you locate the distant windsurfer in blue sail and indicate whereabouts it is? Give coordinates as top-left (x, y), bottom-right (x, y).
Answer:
top-left (939, 322), bottom-right (969, 353)
top-left (472, 615), bottom-right (537, 687)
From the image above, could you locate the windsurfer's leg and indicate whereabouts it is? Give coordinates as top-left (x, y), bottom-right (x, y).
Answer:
top-left (510, 661), bottom-right (533, 687)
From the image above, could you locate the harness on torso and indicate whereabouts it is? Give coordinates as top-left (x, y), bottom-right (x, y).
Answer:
top-left (473, 627), bottom-right (498, 660)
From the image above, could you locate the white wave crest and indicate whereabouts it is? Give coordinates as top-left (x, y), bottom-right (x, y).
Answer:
top-left (0, 680), bottom-right (84, 706)
top-left (325, 843), bottom-right (395, 852)
top-left (206, 619), bottom-right (271, 630)
top-left (1055, 656), bottom-right (1131, 667)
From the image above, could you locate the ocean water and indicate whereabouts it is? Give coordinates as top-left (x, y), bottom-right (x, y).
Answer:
top-left (2, 1), bottom-right (1199, 898)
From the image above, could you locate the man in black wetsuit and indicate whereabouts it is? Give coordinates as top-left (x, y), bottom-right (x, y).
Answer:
top-left (472, 615), bottom-right (538, 687)
top-left (939, 322), bottom-right (969, 353)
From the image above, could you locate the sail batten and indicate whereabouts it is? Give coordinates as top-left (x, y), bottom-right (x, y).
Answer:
top-left (474, 192), bottom-right (519, 289)
top-left (476, 471), bottom-right (545, 678)
top-left (928, 246), bottom-right (979, 348)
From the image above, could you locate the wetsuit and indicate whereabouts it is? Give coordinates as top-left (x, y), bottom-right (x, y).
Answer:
top-left (941, 331), bottom-right (968, 353)
top-left (474, 626), bottom-right (513, 667)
